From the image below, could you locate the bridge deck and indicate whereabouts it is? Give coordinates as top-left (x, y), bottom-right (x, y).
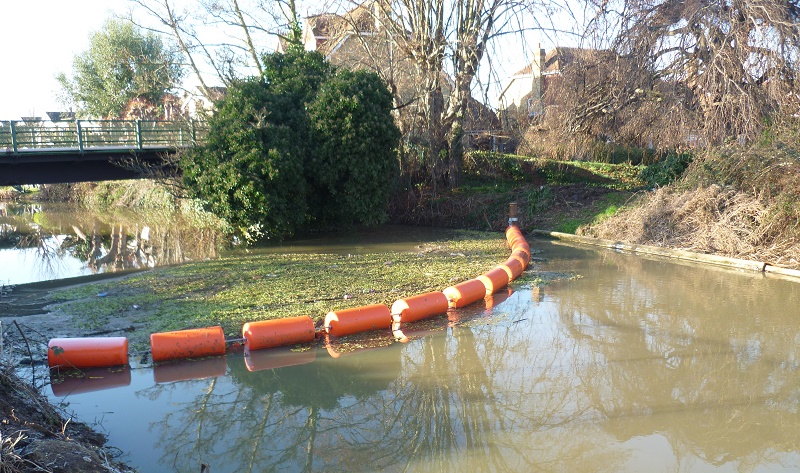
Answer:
top-left (0, 119), bottom-right (206, 185)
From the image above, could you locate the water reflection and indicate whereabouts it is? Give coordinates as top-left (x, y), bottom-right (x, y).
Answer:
top-left (45, 240), bottom-right (800, 472)
top-left (0, 202), bottom-right (222, 284)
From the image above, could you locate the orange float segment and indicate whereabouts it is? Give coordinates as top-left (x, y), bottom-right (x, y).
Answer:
top-left (242, 315), bottom-right (315, 351)
top-left (150, 326), bottom-right (226, 363)
top-left (443, 279), bottom-right (487, 308)
top-left (47, 337), bottom-right (129, 369)
top-left (510, 250), bottom-right (529, 269)
top-left (390, 291), bottom-right (449, 323)
top-left (499, 257), bottom-right (525, 280)
top-left (476, 267), bottom-right (510, 295)
top-left (507, 232), bottom-right (524, 245)
top-left (512, 241), bottom-right (531, 256)
top-left (324, 304), bottom-right (391, 337)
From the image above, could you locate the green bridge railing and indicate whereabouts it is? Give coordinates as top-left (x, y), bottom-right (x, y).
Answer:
top-left (0, 120), bottom-right (208, 153)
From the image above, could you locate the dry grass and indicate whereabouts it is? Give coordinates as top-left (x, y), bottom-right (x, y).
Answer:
top-left (582, 177), bottom-right (800, 268)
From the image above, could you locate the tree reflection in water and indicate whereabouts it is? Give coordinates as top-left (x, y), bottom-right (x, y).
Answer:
top-left (0, 202), bottom-right (222, 281)
top-left (140, 302), bottom-right (621, 473)
top-left (43, 240), bottom-right (800, 472)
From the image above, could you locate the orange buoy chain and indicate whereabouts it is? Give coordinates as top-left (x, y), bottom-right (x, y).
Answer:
top-left (47, 221), bottom-right (529, 370)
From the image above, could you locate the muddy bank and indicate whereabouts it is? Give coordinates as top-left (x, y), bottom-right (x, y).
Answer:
top-left (0, 360), bottom-right (133, 472)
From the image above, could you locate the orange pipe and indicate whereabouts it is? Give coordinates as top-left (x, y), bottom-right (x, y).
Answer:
top-left (324, 304), bottom-right (391, 337)
top-left (153, 356), bottom-right (227, 383)
top-left (48, 337), bottom-right (128, 369)
top-left (150, 326), bottom-right (226, 363)
top-left (390, 291), bottom-right (449, 323)
top-left (242, 315), bottom-right (315, 351)
top-left (443, 279), bottom-right (486, 308)
top-left (244, 346), bottom-right (316, 372)
top-left (476, 267), bottom-right (510, 295)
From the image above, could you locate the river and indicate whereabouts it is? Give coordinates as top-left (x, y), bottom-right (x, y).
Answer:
top-left (45, 240), bottom-right (800, 472)
top-left (33, 233), bottom-right (800, 472)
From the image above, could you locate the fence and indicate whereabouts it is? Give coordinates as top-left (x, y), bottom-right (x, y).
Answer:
top-left (0, 120), bottom-right (208, 153)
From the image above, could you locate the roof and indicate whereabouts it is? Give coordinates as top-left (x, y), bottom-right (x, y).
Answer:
top-left (544, 47), bottom-right (617, 73)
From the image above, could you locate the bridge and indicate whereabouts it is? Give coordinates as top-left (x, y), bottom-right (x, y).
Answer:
top-left (0, 120), bottom-right (207, 185)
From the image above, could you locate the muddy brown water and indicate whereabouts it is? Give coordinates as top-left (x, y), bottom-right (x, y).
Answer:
top-left (23, 238), bottom-right (798, 472)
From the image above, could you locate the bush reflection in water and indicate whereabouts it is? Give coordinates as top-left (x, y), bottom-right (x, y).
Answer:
top-left (0, 202), bottom-right (222, 282)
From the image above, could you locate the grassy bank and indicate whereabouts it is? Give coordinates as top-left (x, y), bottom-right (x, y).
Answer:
top-left (390, 151), bottom-right (647, 233)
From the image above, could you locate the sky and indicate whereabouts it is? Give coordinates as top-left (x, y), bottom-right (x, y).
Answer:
top-left (0, 1), bottom-right (576, 120)
top-left (0, 1), bottom-right (126, 119)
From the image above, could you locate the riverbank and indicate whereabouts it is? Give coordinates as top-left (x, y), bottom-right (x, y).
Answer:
top-left (0, 360), bottom-right (133, 472)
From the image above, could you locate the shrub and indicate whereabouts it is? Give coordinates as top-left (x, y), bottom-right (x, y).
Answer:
top-left (307, 69), bottom-right (400, 228)
top-left (639, 152), bottom-right (693, 188)
top-left (183, 50), bottom-right (399, 240)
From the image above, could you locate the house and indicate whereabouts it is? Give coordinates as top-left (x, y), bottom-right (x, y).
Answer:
top-left (298, 1), bottom-right (500, 138)
top-left (498, 46), bottom-right (618, 130)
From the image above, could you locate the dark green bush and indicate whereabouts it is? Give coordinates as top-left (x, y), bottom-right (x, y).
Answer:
top-left (307, 69), bottom-right (400, 228)
top-left (639, 152), bottom-right (693, 188)
top-left (182, 49), bottom-right (399, 240)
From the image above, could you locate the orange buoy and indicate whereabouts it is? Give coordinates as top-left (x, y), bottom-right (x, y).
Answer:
top-left (324, 304), bottom-right (391, 337)
top-left (443, 279), bottom-right (487, 308)
top-left (476, 267), bottom-right (510, 295)
top-left (242, 316), bottom-right (315, 351)
top-left (153, 356), bottom-right (227, 383)
top-left (390, 291), bottom-right (449, 323)
top-left (50, 366), bottom-right (132, 396)
top-left (506, 226), bottom-right (524, 242)
top-left (244, 346), bottom-right (316, 372)
top-left (499, 257), bottom-right (525, 280)
top-left (510, 250), bottom-right (530, 268)
top-left (512, 240), bottom-right (531, 255)
top-left (150, 326), bottom-right (226, 363)
top-left (48, 337), bottom-right (128, 369)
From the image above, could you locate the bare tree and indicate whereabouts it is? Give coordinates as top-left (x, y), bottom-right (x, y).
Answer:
top-left (576, 0), bottom-right (800, 147)
top-left (126, 0), bottom-right (304, 101)
top-left (319, 0), bottom-right (535, 187)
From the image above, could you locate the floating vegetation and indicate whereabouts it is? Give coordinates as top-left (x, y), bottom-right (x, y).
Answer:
top-left (49, 230), bottom-right (514, 349)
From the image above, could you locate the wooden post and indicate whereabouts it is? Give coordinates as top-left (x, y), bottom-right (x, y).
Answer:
top-left (508, 202), bottom-right (519, 227)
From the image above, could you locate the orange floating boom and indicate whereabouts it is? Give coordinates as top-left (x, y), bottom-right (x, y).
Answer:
top-left (391, 291), bottom-right (449, 323)
top-left (443, 279), bottom-right (487, 308)
top-left (324, 304), bottom-right (392, 337)
top-left (150, 326), bottom-right (226, 363)
top-left (510, 250), bottom-right (530, 269)
top-left (499, 257), bottom-right (525, 280)
top-left (47, 337), bottom-right (129, 369)
top-left (242, 315), bottom-right (315, 351)
top-left (476, 267), bottom-right (510, 295)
